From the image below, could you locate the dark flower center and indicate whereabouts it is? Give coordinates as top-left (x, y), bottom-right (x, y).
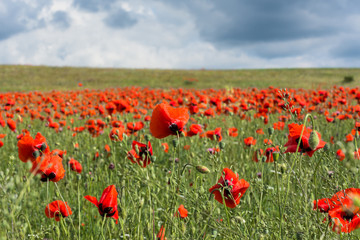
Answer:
top-left (343, 209), bottom-right (354, 221)
top-left (98, 203), bottom-right (116, 217)
top-left (169, 123), bottom-right (180, 133)
top-left (40, 172), bottom-right (56, 182)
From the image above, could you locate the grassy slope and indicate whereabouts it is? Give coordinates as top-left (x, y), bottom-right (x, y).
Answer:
top-left (0, 65), bottom-right (360, 92)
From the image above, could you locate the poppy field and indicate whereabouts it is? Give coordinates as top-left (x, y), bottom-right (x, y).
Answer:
top-left (1, 85), bottom-right (360, 239)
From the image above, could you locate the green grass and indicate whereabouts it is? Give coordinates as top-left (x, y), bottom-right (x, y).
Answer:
top-left (1, 112), bottom-right (359, 239)
top-left (1, 65), bottom-right (360, 91)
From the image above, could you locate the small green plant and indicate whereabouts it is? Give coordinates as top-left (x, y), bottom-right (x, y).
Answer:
top-left (343, 75), bottom-right (355, 83)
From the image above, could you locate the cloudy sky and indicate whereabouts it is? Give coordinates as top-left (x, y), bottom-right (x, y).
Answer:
top-left (1, 0), bottom-right (360, 69)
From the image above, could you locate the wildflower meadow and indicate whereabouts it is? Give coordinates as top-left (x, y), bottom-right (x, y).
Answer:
top-left (1, 82), bottom-right (360, 239)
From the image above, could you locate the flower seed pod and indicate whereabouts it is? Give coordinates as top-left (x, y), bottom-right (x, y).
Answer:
top-left (172, 139), bottom-right (178, 148)
top-left (273, 152), bottom-right (280, 162)
top-left (323, 143), bottom-right (330, 152)
top-left (144, 134), bottom-right (151, 142)
top-left (268, 127), bottom-right (274, 136)
top-left (196, 165), bottom-right (210, 174)
top-left (219, 141), bottom-right (226, 150)
top-left (309, 131), bottom-right (320, 150)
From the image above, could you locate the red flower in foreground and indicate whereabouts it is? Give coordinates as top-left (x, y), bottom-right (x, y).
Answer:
top-left (31, 154), bottom-right (65, 182)
top-left (127, 141), bottom-right (153, 168)
top-left (45, 200), bottom-right (72, 221)
top-left (150, 103), bottom-right (189, 139)
top-left (314, 188), bottom-right (360, 233)
top-left (284, 123), bottom-right (326, 157)
top-left (84, 185), bottom-right (119, 224)
top-left (17, 131), bottom-right (50, 163)
top-left (209, 168), bottom-right (249, 208)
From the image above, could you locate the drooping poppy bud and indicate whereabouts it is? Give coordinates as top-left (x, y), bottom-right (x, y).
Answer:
top-left (196, 165), bottom-right (210, 174)
top-left (309, 130), bottom-right (320, 150)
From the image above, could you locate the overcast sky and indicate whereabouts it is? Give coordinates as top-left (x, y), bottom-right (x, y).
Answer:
top-left (1, 0), bottom-right (360, 69)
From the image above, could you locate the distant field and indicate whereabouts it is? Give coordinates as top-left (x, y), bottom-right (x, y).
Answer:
top-left (0, 65), bottom-right (360, 92)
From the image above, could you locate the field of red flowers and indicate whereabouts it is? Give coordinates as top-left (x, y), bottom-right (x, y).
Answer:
top-left (1, 86), bottom-right (360, 239)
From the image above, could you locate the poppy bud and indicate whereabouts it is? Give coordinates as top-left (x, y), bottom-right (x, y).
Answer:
top-left (109, 163), bottom-right (115, 170)
top-left (356, 131), bottom-right (359, 139)
top-left (150, 156), bottom-right (156, 163)
top-left (172, 139), bottom-right (178, 148)
top-left (273, 152), bottom-right (280, 162)
top-left (32, 150), bottom-right (40, 158)
top-left (40, 142), bottom-right (47, 152)
top-left (219, 141), bottom-right (226, 150)
top-left (279, 163), bottom-right (287, 174)
top-left (323, 143), bottom-right (330, 152)
top-left (309, 131), bottom-right (320, 150)
top-left (196, 165), bottom-right (210, 174)
top-left (268, 127), bottom-right (274, 136)
top-left (144, 134), bottom-right (151, 141)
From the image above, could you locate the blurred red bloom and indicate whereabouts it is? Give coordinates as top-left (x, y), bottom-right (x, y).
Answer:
top-left (314, 188), bottom-right (360, 233)
top-left (45, 200), bottom-right (72, 221)
top-left (244, 137), bottom-right (256, 147)
top-left (336, 149), bottom-right (345, 161)
top-left (69, 158), bottom-right (82, 174)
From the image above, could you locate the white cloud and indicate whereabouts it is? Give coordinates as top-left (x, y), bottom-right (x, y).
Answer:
top-left (1, 0), bottom-right (360, 69)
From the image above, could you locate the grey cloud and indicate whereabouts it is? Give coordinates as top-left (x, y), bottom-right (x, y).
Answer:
top-left (0, 0), bottom-right (49, 41)
top-left (103, 8), bottom-right (137, 29)
top-left (73, 0), bottom-right (116, 12)
top-left (51, 11), bottom-right (71, 30)
top-left (331, 38), bottom-right (360, 59)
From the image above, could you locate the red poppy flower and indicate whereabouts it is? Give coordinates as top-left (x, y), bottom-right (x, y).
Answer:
top-left (150, 103), bottom-right (189, 139)
top-left (45, 200), bottom-right (72, 221)
top-left (109, 127), bottom-right (125, 141)
top-left (314, 188), bottom-right (360, 233)
top-left (31, 154), bottom-right (65, 182)
top-left (228, 127), bottom-right (238, 137)
top-left (161, 142), bottom-right (169, 153)
top-left (7, 119), bottom-right (16, 132)
top-left (84, 185), bottom-right (119, 224)
top-left (157, 225), bottom-right (167, 240)
top-left (244, 137), bottom-right (256, 147)
top-left (205, 128), bottom-right (222, 142)
top-left (284, 123), bottom-right (326, 157)
top-left (345, 134), bottom-right (354, 142)
top-left (51, 149), bottom-right (67, 159)
top-left (336, 149), bottom-right (345, 161)
top-left (127, 141), bottom-right (153, 168)
top-left (17, 131), bottom-right (50, 163)
top-left (104, 144), bottom-right (111, 157)
top-left (186, 124), bottom-right (203, 137)
top-left (68, 158), bottom-right (82, 174)
top-left (209, 168), bottom-right (249, 208)
top-left (175, 204), bottom-right (188, 218)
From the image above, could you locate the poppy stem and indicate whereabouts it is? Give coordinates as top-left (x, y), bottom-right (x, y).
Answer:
top-left (180, 163), bottom-right (194, 176)
top-left (54, 182), bottom-right (76, 232)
